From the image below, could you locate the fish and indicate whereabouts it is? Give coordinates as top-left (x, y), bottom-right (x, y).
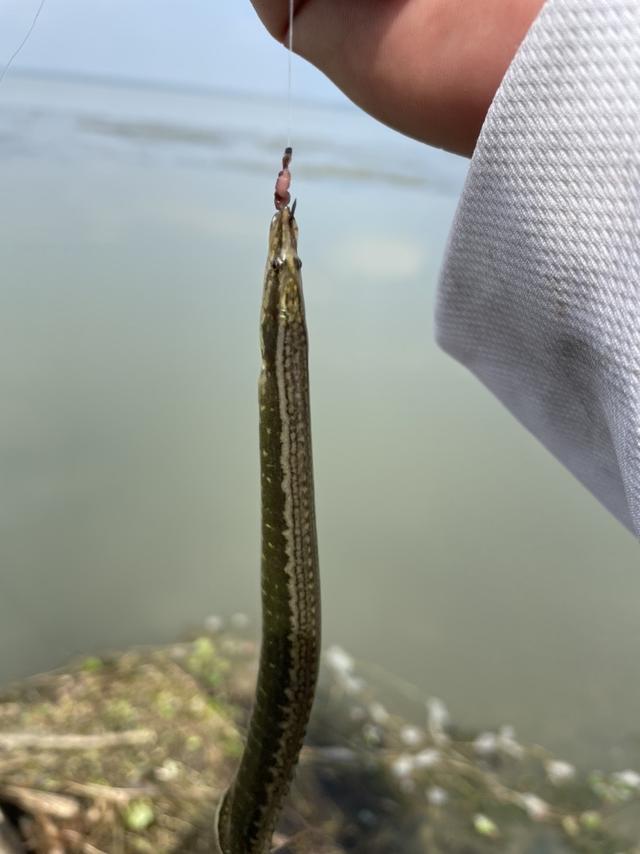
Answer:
top-left (215, 149), bottom-right (321, 854)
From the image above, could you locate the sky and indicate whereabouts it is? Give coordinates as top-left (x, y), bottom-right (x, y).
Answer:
top-left (0, 0), bottom-right (345, 104)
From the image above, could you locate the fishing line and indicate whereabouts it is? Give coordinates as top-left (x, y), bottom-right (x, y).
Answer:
top-left (287, 0), bottom-right (294, 147)
top-left (0, 0), bottom-right (48, 87)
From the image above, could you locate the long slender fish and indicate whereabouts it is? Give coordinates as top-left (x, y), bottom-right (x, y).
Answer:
top-left (215, 150), bottom-right (321, 854)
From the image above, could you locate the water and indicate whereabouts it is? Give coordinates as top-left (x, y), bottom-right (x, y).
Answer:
top-left (0, 73), bottom-right (638, 771)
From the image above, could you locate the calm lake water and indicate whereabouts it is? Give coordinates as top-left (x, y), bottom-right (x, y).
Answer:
top-left (0, 73), bottom-right (638, 770)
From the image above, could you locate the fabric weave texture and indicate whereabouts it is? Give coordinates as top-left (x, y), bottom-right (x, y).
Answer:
top-left (437, 0), bottom-right (640, 535)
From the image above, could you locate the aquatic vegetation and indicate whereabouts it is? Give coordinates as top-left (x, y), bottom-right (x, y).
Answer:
top-left (0, 624), bottom-right (638, 853)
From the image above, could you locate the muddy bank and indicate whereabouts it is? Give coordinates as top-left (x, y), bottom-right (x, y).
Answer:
top-left (0, 625), bottom-right (638, 853)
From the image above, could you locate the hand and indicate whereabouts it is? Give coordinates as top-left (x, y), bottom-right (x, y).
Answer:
top-left (250, 0), bottom-right (545, 156)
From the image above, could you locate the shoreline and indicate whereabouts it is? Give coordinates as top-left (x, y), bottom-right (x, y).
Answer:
top-left (0, 625), bottom-right (638, 852)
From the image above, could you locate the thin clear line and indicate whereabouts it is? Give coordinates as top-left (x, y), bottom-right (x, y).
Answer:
top-left (287, 0), bottom-right (293, 147)
top-left (0, 0), bottom-right (48, 86)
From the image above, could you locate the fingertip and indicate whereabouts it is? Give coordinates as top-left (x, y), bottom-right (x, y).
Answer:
top-left (250, 0), bottom-right (314, 47)
top-left (249, 0), bottom-right (292, 44)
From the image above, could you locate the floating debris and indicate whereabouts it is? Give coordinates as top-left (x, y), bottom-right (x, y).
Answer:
top-left (325, 645), bottom-right (355, 676)
top-left (612, 769), bottom-right (640, 790)
top-left (518, 792), bottom-right (550, 822)
top-left (473, 813), bottom-right (499, 839)
top-left (473, 731), bottom-right (498, 756)
top-left (425, 697), bottom-right (449, 745)
top-left (545, 759), bottom-right (577, 785)
top-left (390, 754), bottom-right (415, 779)
top-left (426, 786), bottom-right (448, 807)
top-left (399, 725), bottom-right (423, 748)
top-left (368, 702), bottom-right (390, 726)
top-left (204, 615), bottom-right (224, 634)
top-left (414, 748), bottom-right (440, 770)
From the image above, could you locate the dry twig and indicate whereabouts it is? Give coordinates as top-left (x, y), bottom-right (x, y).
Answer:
top-left (1, 786), bottom-right (78, 820)
top-left (0, 730), bottom-right (154, 752)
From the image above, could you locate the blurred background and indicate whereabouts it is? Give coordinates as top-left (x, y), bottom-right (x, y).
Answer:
top-left (0, 0), bottom-right (638, 773)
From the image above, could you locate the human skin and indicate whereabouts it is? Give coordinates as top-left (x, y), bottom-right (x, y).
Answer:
top-left (250, 0), bottom-right (546, 156)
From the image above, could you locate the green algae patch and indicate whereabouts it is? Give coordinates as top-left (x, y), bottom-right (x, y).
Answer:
top-left (123, 800), bottom-right (155, 832)
top-left (81, 657), bottom-right (104, 674)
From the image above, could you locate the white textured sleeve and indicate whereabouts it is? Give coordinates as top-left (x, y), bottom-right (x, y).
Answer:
top-left (436, 0), bottom-right (640, 535)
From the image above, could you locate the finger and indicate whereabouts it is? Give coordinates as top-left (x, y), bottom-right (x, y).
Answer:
top-left (248, 0), bottom-right (544, 156)
top-left (250, 0), bottom-right (313, 44)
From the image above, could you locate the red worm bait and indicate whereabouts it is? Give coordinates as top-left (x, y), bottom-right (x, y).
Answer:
top-left (274, 146), bottom-right (293, 210)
